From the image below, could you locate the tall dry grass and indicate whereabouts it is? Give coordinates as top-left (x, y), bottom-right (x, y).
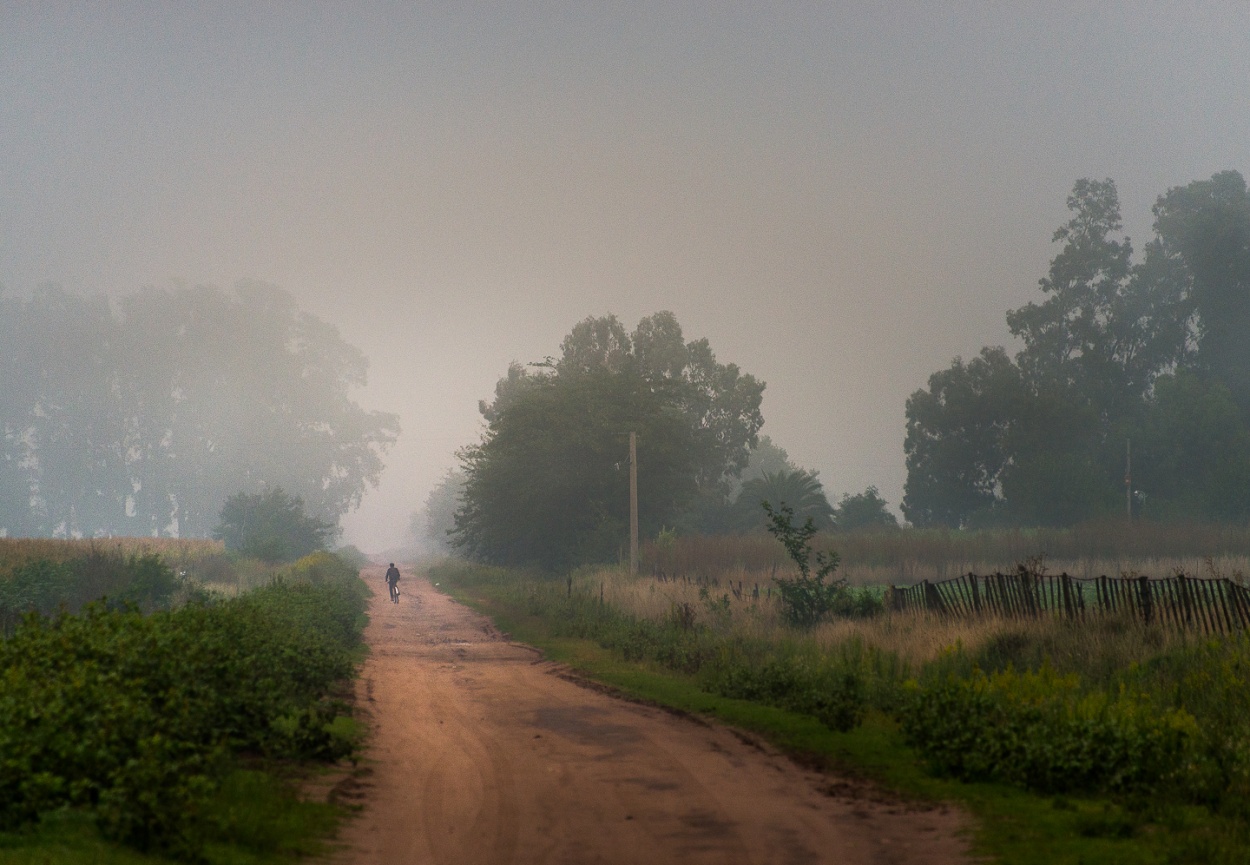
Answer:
top-left (643, 520), bottom-right (1250, 586)
top-left (575, 563), bottom-right (1201, 677)
top-left (0, 537), bottom-right (224, 575)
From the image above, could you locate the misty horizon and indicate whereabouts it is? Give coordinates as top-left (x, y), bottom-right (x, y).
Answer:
top-left (4, 4), bottom-right (1250, 550)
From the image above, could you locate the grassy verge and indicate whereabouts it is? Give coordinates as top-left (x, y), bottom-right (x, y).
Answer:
top-left (434, 560), bottom-right (1250, 865)
top-left (0, 769), bottom-right (342, 865)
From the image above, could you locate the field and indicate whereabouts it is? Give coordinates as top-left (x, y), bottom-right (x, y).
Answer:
top-left (0, 536), bottom-right (224, 571)
top-left (642, 520), bottom-right (1250, 586)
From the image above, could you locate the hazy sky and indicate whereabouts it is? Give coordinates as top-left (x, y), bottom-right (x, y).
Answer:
top-left (4, 3), bottom-right (1250, 551)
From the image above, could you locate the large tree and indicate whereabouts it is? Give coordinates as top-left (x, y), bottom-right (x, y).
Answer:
top-left (455, 312), bottom-right (764, 567)
top-left (0, 282), bottom-right (399, 537)
top-left (904, 171), bottom-right (1250, 527)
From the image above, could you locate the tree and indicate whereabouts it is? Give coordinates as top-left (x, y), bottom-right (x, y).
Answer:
top-left (1152, 170), bottom-right (1250, 413)
top-left (1129, 372), bottom-right (1250, 521)
top-left (834, 487), bottom-right (899, 531)
top-left (738, 435), bottom-right (799, 484)
top-left (411, 468), bottom-right (466, 553)
top-left (904, 171), bottom-right (1250, 527)
top-left (213, 487), bottom-right (338, 562)
top-left (902, 347), bottom-right (1022, 528)
top-left (0, 282), bottom-right (399, 538)
top-left (455, 312), bottom-right (764, 567)
top-left (734, 469), bottom-right (834, 532)
top-left (682, 435), bottom-right (801, 534)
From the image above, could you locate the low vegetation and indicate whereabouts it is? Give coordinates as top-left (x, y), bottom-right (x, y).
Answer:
top-left (0, 541), bottom-right (368, 862)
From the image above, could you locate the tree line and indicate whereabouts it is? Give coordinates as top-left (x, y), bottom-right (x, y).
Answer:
top-left (0, 281), bottom-right (399, 538)
top-left (905, 170), bottom-right (1250, 527)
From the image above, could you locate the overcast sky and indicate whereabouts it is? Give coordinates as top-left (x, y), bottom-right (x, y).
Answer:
top-left (4, 3), bottom-right (1250, 551)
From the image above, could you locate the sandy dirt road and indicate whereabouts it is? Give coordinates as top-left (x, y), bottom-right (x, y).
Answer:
top-left (328, 567), bottom-right (972, 865)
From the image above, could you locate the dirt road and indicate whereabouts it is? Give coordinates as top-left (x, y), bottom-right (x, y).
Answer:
top-left (329, 567), bottom-right (972, 864)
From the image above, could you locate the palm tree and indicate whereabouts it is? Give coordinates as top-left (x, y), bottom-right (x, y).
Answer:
top-left (734, 469), bottom-right (835, 532)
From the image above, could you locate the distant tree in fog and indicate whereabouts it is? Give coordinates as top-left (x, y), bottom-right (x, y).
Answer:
top-left (905, 171), bottom-right (1250, 527)
top-left (834, 486), bottom-right (899, 531)
top-left (411, 468), bottom-right (466, 552)
top-left (454, 311), bottom-right (765, 568)
top-left (738, 436), bottom-right (798, 484)
top-left (734, 469), bottom-right (835, 533)
top-left (214, 486), bottom-right (338, 562)
top-left (0, 281), bottom-right (399, 538)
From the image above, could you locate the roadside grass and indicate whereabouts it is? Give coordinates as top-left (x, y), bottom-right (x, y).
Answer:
top-left (437, 559), bottom-right (1250, 865)
top-left (0, 769), bottom-right (342, 865)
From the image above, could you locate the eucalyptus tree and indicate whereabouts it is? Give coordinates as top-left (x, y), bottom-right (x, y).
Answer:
top-left (0, 281), bottom-right (398, 538)
top-left (904, 171), bottom-right (1250, 527)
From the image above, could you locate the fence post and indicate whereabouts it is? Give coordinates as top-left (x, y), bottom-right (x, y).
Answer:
top-left (1138, 575), bottom-right (1152, 624)
top-left (1177, 574), bottom-right (1193, 627)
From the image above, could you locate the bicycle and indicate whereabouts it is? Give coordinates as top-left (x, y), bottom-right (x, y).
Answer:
top-left (388, 581), bottom-right (400, 604)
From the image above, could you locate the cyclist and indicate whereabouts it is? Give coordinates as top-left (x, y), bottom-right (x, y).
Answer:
top-left (385, 563), bottom-right (401, 604)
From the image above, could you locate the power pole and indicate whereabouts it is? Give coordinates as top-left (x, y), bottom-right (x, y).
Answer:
top-left (1125, 438), bottom-right (1132, 522)
top-left (629, 431), bottom-right (638, 574)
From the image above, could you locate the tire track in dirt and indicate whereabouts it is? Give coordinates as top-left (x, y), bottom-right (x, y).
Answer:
top-left (326, 567), bottom-right (974, 865)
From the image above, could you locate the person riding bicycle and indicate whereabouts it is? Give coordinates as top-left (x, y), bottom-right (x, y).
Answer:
top-left (385, 563), bottom-right (401, 604)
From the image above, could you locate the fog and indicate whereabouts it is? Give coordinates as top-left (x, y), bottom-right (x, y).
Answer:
top-left (3, 4), bottom-right (1249, 550)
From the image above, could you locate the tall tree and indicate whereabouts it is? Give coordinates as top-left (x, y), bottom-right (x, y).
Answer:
top-left (0, 282), bottom-right (399, 537)
top-left (412, 468), bottom-right (466, 553)
top-left (1152, 170), bottom-right (1250, 413)
top-left (902, 347), bottom-right (1022, 528)
top-left (905, 171), bottom-right (1250, 527)
top-left (457, 312), bottom-right (764, 567)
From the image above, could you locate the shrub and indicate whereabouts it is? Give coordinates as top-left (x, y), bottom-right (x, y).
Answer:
top-left (0, 560), bottom-right (366, 856)
top-left (709, 653), bottom-right (866, 732)
top-left (900, 662), bottom-right (1198, 796)
top-left (763, 502), bottom-right (847, 627)
top-left (214, 487), bottom-right (339, 563)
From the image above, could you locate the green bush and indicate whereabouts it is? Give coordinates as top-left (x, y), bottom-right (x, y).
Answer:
top-left (0, 550), bottom-right (184, 635)
top-left (900, 663), bottom-right (1197, 796)
top-left (709, 654), bottom-right (866, 732)
top-left (0, 557), bottom-right (366, 857)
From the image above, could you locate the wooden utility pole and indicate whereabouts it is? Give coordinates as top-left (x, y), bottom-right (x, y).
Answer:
top-left (1125, 438), bottom-right (1132, 522)
top-left (629, 431), bottom-right (638, 574)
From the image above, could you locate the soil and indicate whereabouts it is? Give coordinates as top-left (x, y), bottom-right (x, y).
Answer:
top-left (325, 567), bottom-right (974, 864)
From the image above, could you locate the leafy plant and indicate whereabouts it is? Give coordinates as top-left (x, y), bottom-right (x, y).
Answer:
top-left (763, 501), bottom-right (846, 627)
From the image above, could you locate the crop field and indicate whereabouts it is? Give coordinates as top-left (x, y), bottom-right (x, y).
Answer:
top-left (0, 536), bottom-right (224, 571)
